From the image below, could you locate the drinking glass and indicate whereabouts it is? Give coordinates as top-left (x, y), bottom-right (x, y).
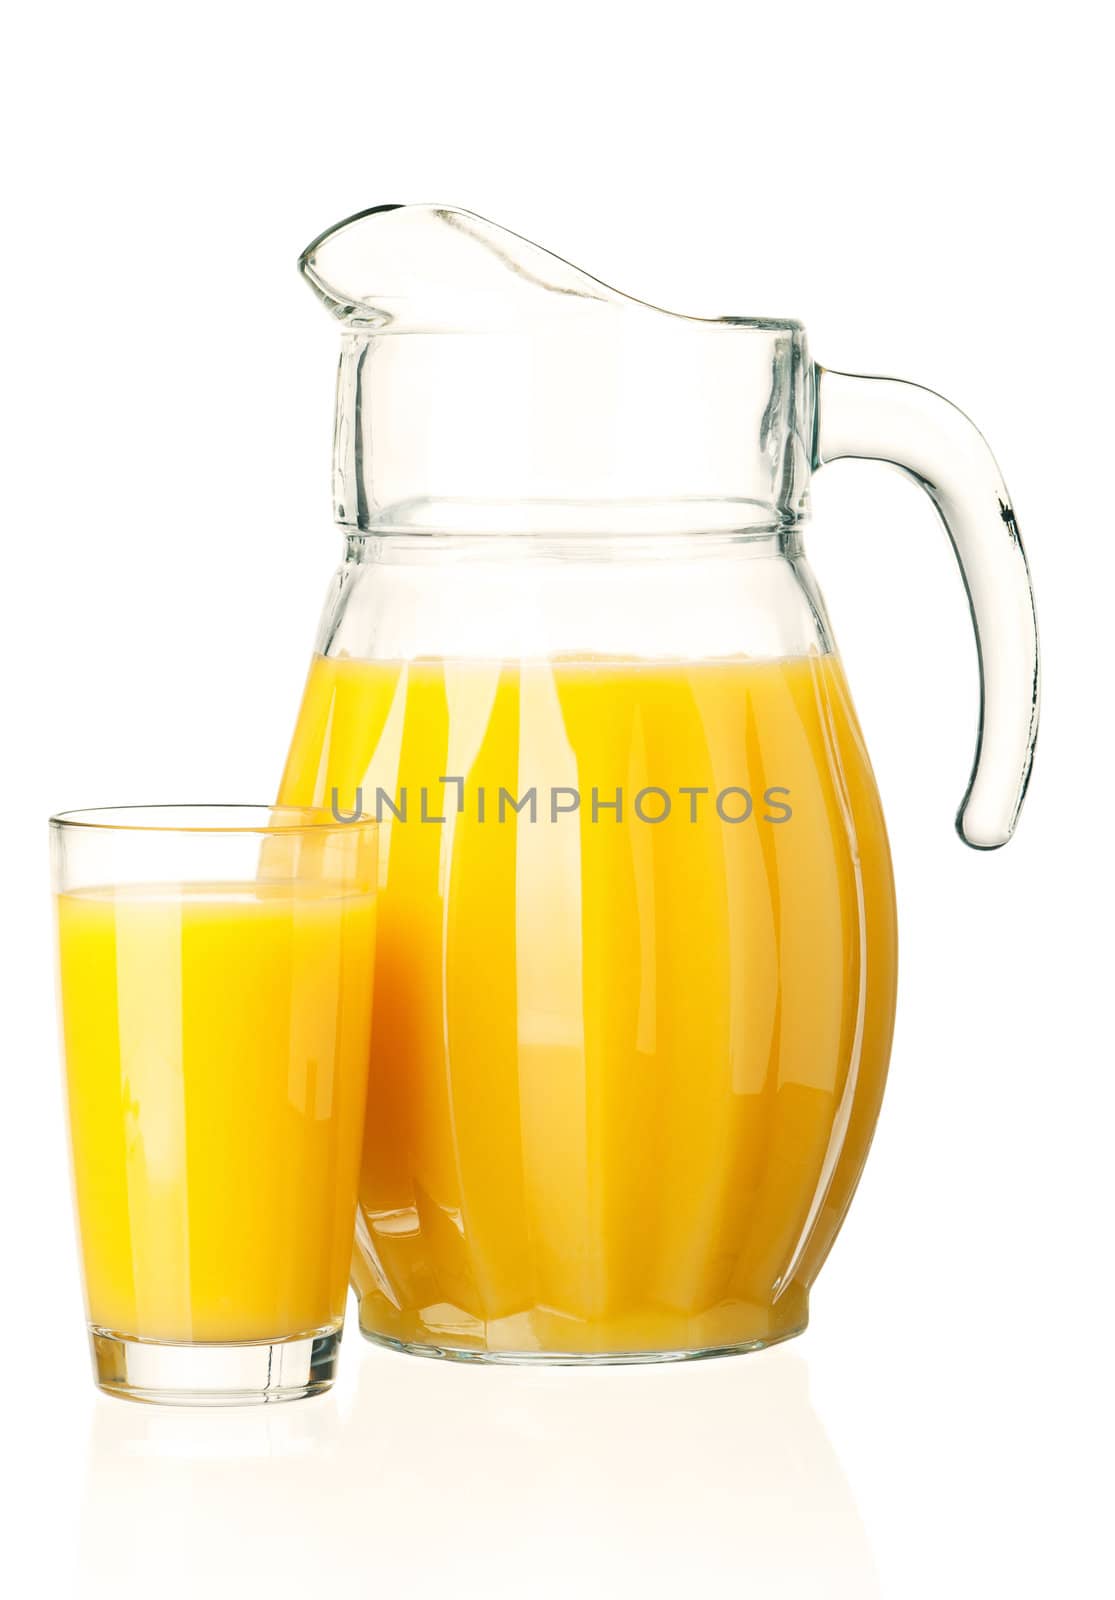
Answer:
top-left (50, 805), bottom-right (378, 1405)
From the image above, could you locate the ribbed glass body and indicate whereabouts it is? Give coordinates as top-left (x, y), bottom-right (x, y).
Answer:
top-left (280, 532), bottom-right (898, 1359)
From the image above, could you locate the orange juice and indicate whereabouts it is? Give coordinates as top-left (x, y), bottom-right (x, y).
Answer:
top-left (280, 652), bottom-right (897, 1356)
top-left (57, 880), bottom-right (376, 1343)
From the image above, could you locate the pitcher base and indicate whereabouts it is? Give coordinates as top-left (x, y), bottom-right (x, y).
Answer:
top-left (361, 1324), bottom-right (806, 1365)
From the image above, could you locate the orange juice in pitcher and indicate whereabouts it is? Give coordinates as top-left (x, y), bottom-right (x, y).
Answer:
top-left (281, 204), bottom-right (1038, 1361)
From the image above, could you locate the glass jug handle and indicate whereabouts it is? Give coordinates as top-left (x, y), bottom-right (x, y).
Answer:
top-left (813, 368), bottom-right (1040, 849)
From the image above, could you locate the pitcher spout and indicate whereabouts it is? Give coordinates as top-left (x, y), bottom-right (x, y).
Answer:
top-left (300, 202), bottom-right (712, 331)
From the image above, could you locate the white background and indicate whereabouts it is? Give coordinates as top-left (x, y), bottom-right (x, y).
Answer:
top-left (2, 4), bottom-right (1111, 1595)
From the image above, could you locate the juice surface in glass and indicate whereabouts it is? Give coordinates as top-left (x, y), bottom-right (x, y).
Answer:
top-left (57, 879), bottom-right (376, 1343)
top-left (280, 651), bottom-right (897, 1357)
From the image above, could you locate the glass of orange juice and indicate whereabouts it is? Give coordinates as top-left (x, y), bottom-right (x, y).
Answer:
top-left (50, 805), bottom-right (377, 1405)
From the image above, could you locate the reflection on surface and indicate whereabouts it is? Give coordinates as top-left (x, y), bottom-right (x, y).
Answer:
top-left (80, 1346), bottom-right (877, 1598)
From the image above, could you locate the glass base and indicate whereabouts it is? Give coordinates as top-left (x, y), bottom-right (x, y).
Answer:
top-left (90, 1327), bottom-right (341, 1406)
top-left (360, 1323), bottom-right (806, 1366)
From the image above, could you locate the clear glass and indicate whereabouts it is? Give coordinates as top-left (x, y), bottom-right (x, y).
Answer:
top-left (301, 203), bottom-right (1038, 845)
top-left (279, 205), bottom-right (1039, 1363)
top-left (51, 805), bottom-right (378, 1404)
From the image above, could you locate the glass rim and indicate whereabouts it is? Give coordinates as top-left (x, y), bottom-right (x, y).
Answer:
top-left (48, 804), bottom-right (377, 835)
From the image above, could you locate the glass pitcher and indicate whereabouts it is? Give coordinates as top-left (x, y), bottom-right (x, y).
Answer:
top-left (280, 205), bottom-right (1039, 1363)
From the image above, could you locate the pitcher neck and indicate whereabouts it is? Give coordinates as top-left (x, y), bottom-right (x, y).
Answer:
top-left (328, 321), bottom-right (815, 537)
top-left (341, 527), bottom-right (807, 566)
